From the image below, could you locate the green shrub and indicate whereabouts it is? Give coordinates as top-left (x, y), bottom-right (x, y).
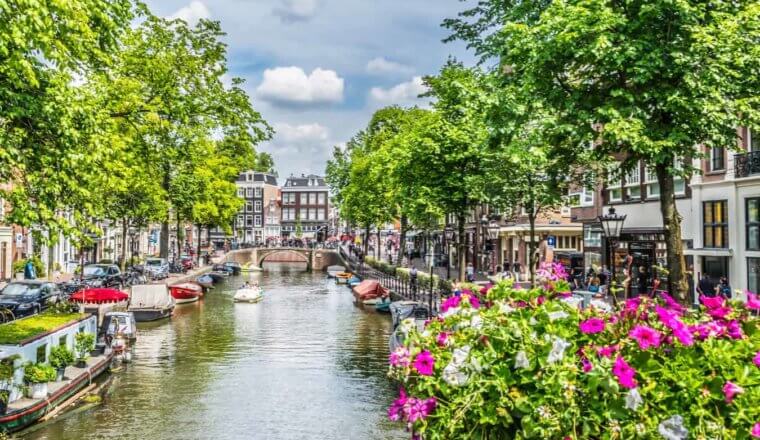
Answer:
top-left (11, 255), bottom-right (45, 277)
top-left (74, 333), bottom-right (95, 361)
top-left (23, 363), bottom-right (56, 383)
top-left (49, 345), bottom-right (74, 369)
top-left (0, 312), bottom-right (85, 345)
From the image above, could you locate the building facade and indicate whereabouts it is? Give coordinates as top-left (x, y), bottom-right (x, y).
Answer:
top-left (281, 174), bottom-right (329, 239)
top-left (235, 172), bottom-right (279, 244)
top-left (572, 127), bottom-right (760, 302)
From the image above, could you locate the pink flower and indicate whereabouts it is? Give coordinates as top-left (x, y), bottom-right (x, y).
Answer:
top-left (387, 388), bottom-right (407, 421)
top-left (722, 381), bottom-right (744, 403)
top-left (624, 297), bottom-right (642, 314)
top-left (581, 357), bottom-right (593, 373)
top-left (629, 325), bottom-right (662, 350)
top-left (596, 345), bottom-right (618, 358)
top-left (467, 294), bottom-right (481, 309)
top-left (436, 332), bottom-right (450, 347)
top-left (389, 347), bottom-right (411, 367)
top-left (754, 351), bottom-right (760, 368)
top-left (407, 396), bottom-right (437, 422)
top-left (700, 295), bottom-right (725, 309)
top-left (656, 305), bottom-right (678, 328)
top-left (724, 320), bottom-right (744, 340)
top-left (479, 284), bottom-right (492, 295)
top-left (612, 356), bottom-right (637, 389)
top-left (537, 296), bottom-right (546, 306)
top-left (413, 350), bottom-right (435, 376)
top-left (660, 291), bottom-right (686, 314)
top-left (672, 325), bottom-right (694, 346)
top-left (579, 318), bottom-right (606, 334)
top-left (751, 422), bottom-right (760, 438)
top-left (708, 306), bottom-right (732, 320)
top-left (747, 291), bottom-right (760, 310)
top-left (441, 295), bottom-right (462, 313)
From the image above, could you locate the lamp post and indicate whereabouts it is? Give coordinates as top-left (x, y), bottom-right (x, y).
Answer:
top-left (444, 225), bottom-right (454, 280)
top-left (598, 207), bottom-right (627, 303)
top-left (486, 220), bottom-right (500, 275)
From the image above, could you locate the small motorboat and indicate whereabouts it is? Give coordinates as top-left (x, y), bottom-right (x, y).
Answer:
top-left (128, 284), bottom-right (175, 322)
top-left (375, 297), bottom-right (392, 313)
top-left (389, 301), bottom-right (430, 353)
top-left (169, 282), bottom-right (203, 304)
top-left (352, 280), bottom-right (389, 309)
top-left (335, 272), bottom-right (352, 284)
top-left (223, 261), bottom-right (242, 276)
top-left (196, 274), bottom-right (214, 289)
top-left (234, 286), bottom-right (264, 303)
top-left (208, 271), bottom-right (229, 283)
top-left (326, 265), bottom-right (345, 278)
top-left (347, 275), bottom-right (362, 287)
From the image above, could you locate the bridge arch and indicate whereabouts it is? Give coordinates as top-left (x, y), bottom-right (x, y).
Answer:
top-left (256, 248), bottom-right (311, 269)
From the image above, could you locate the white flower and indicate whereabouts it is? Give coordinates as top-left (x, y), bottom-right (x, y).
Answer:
top-left (658, 415), bottom-right (688, 440)
top-left (452, 346), bottom-right (471, 365)
top-left (442, 362), bottom-right (469, 386)
top-left (441, 307), bottom-right (461, 318)
top-left (470, 355), bottom-right (484, 373)
top-left (547, 337), bottom-right (571, 364)
top-left (400, 318), bottom-right (415, 333)
top-left (421, 329), bottom-right (431, 337)
top-left (498, 301), bottom-right (515, 314)
top-left (470, 315), bottom-right (483, 329)
top-left (514, 350), bottom-right (530, 369)
top-left (536, 406), bottom-right (551, 420)
top-left (625, 387), bottom-right (643, 411)
top-left (548, 311), bottom-right (569, 321)
top-left (529, 317), bottom-right (538, 325)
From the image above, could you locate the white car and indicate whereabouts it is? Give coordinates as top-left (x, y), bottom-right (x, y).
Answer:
top-left (144, 258), bottom-right (169, 279)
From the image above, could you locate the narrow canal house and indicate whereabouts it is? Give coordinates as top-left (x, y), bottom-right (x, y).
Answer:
top-left (0, 312), bottom-right (110, 433)
top-left (281, 174), bottom-right (330, 241)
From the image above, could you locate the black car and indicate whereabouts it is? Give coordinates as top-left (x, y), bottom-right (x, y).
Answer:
top-left (82, 264), bottom-right (123, 288)
top-left (0, 281), bottom-right (61, 318)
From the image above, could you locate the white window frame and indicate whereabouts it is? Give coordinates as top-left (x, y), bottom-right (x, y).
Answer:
top-left (317, 209), bottom-right (325, 221)
top-left (300, 193), bottom-right (308, 204)
top-left (246, 188), bottom-right (253, 197)
top-left (254, 201), bottom-right (262, 212)
top-left (317, 193), bottom-right (326, 205)
top-left (645, 166), bottom-right (660, 199)
top-left (673, 159), bottom-right (687, 196)
top-left (246, 215), bottom-right (253, 227)
top-left (255, 187), bottom-right (262, 197)
top-left (624, 162), bottom-right (641, 201)
top-left (709, 146), bottom-right (725, 172)
top-left (608, 188), bottom-right (622, 203)
top-left (236, 215), bottom-right (244, 227)
top-left (750, 128), bottom-right (760, 152)
top-left (237, 188), bottom-right (244, 197)
top-left (245, 202), bottom-right (253, 212)
top-left (254, 215), bottom-right (262, 227)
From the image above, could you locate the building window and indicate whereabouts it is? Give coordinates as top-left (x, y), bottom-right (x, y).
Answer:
top-left (317, 193), bottom-right (326, 205)
top-left (308, 193), bottom-right (316, 205)
top-left (624, 163), bottom-right (641, 201)
top-left (247, 173), bottom-right (252, 181)
top-left (246, 188), bottom-right (253, 197)
top-left (608, 188), bottom-right (622, 203)
top-left (317, 209), bottom-right (325, 221)
top-left (300, 193), bottom-right (308, 204)
top-left (703, 200), bottom-right (728, 248)
top-left (747, 198), bottom-right (760, 250)
top-left (254, 201), bottom-right (262, 212)
top-left (254, 216), bottom-right (262, 227)
top-left (307, 208), bottom-right (315, 220)
top-left (710, 146), bottom-right (725, 172)
top-left (645, 167), bottom-right (660, 199)
top-left (255, 188), bottom-right (262, 197)
top-left (584, 226), bottom-right (602, 248)
top-left (237, 188), bottom-right (244, 197)
top-left (750, 128), bottom-right (760, 152)
top-left (236, 215), bottom-right (244, 227)
top-left (246, 215), bottom-right (253, 227)
top-left (673, 160), bottom-right (687, 195)
top-left (748, 258), bottom-right (760, 294)
top-left (245, 202), bottom-right (253, 212)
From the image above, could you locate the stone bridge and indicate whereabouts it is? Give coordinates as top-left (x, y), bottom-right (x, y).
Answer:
top-left (224, 247), bottom-right (344, 271)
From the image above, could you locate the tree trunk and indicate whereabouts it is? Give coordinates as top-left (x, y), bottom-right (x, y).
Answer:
top-left (364, 224), bottom-right (370, 257)
top-left (528, 212), bottom-right (537, 286)
top-left (397, 215), bottom-right (407, 266)
top-left (120, 218), bottom-right (128, 271)
top-left (376, 229), bottom-right (381, 260)
top-left (160, 221), bottom-right (169, 259)
top-left (473, 205), bottom-right (480, 272)
top-left (656, 163), bottom-right (688, 301)
top-left (175, 213), bottom-right (182, 261)
top-left (196, 224), bottom-right (202, 266)
top-left (458, 213), bottom-right (466, 282)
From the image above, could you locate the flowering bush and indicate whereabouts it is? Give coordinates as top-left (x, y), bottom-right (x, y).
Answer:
top-left (388, 264), bottom-right (760, 439)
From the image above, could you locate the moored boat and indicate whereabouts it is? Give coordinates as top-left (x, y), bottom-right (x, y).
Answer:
top-left (207, 271), bottom-right (229, 283)
top-left (128, 284), bottom-right (174, 322)
top-left (335, 272), bottom-right (352, 284)
top-left (389, 301), bottom-right (430, 353)
top-left (196, 274), bottom-right (214, 289)
top-left (326, 265), bottom-right (345, 278)
top-left (169, 282), bottom-right (203, 304)
top-left (233, 286), bottom-right (264, 303)
top-left (352, 280), bottom-right (389, 308)
top-left (347, 275), bottom-right (362, 287)
top-left (223, 261), bottom-right (242, 276)
top-left (375, 297), bottom-right (392, 313)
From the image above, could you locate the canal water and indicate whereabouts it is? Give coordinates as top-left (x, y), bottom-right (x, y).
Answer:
top-left (25, 265), bottom-right (405, 439)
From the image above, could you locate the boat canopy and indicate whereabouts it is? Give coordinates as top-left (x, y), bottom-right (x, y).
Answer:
top-left (353, 280), bottom-right (388, 300)
top-left (129, 284), bottom-right (173, 309)
top-left (71, 288), bottom-right (129, 304)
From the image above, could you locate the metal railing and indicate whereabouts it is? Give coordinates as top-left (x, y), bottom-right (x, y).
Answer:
top-left (734, 151), bottom-right (760, 178)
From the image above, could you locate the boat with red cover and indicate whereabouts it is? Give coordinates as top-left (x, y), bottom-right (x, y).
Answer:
top-left (169, 283), bottom-right (203, 304)
top-left (70, 288), bottom-right (129, 305)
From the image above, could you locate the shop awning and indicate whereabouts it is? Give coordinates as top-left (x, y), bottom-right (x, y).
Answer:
top-left (683, 248), bottom-right (733, 257)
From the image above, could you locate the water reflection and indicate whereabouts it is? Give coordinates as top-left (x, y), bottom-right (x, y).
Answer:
top-left (25, 265), bottom-right (404, 440)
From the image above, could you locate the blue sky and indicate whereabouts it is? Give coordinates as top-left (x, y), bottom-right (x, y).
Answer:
top-left (144, 0), bottom-right (473, 179)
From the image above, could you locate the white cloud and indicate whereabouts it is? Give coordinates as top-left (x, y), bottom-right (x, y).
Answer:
top-left (273, 122), bottom-right (330, 144)
top-left (273, 0), bottom-right (318, 23)
top-left (256, 67), bottom-right (344, 105)
top-left (369, 76), bottom-right (428, 106)
top-left (167, 1), bottom-right (211, 25)
top-left (366, 57), bottom-right (413, 75)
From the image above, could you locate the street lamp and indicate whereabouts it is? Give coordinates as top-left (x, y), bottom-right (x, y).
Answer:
top-left (598, 207), bottom-right (627, 302)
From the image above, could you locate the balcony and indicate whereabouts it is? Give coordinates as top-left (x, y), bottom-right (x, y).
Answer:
top-left (734, 151), bottom-right (760, 178)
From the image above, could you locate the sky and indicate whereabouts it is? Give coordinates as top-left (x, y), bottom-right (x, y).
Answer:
top-left (144, 0), bottom-right (473, 180)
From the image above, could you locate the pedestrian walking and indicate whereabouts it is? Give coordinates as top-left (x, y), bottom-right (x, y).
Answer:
top-left (717, 276), bottom-right (732, 299)
top-left (697, 273), bottom-right (716, 297)
top-left (466, 262), bottom-right (474, 283)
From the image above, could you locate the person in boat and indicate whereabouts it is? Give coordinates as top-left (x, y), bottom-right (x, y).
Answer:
top-left (241, 281), bottom-right (252, 289)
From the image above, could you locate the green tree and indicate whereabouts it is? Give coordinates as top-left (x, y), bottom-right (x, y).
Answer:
top-left (254, 152), bottom-right (276, 174)
top-left (447, 0), bottom-right (760, 299)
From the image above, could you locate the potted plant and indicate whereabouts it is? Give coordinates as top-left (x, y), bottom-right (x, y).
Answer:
top-left (49, 345), bottom-right (74, 381)
top-left (23, 364), bottom-right (56, 399)
top-left (74, 333), bottom-right (95, 368)
top-left (0, 360), bottom-right (15, 414)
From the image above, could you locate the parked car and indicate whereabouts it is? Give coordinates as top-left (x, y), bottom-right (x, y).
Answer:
top-left (0, 281), bottom-right (61, 318)
top-left (144, 258), bottom-right (169, 279)
top-left (82, 264), bottom-right (123, 288)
